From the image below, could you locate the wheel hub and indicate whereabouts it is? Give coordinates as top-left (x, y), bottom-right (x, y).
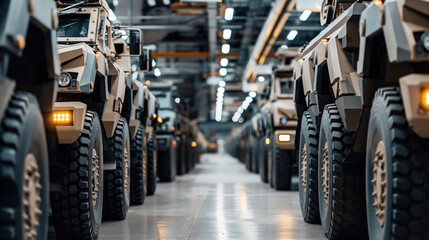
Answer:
top-left (23, 154), bottom-right (42, 240)
top-left (321, 142), bottom-right (329, 204)
top-left (372, 141), bottom-right (387, 227)
top-left (91, 149), bottom-right (100, 206)
top-left (301, 145), bottom-right (307, 192)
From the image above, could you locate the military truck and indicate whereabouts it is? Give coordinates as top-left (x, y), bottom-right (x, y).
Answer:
top-left (50, 0), bottom-right (144, 238)
top-left (293, 0), bottom-right (429, 238)
top-left (151, 83), bottom-right (178, 182)
top-left (257, 48), bottom-right (299, 191)
top-left (144, 88), bottom-right (160, 196)
top-left (0, 0), bottom-right (59, 239)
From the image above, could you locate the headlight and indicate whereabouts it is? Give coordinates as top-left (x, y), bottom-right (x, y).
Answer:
top-left (278, 134), bottom-right (291, 142)
top-left (59, 72), bottom-right (72, 87)
top-left (423, 31), bottom-right (429, 52)
top-left (420, 87), bottom-right (429, 111)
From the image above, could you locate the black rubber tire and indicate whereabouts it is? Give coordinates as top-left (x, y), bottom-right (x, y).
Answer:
top-left (251, 138), bottom-right (260, 174)
top-left (271, 138), bottom-right (293, 191)
top-left (267, 132), bottom-right (274, 188)
top-left (259, 137), bottom-right (269, 183)
top-left (130, 125), bottom-right (147, 205)
top-left (51, 111), bottom-right (103, 239)
top-left (318, 104), bottom-right (367, 239)
top-left (146, 134), bottom-right (157, 196)
top-left (366, 87), bottom-right (429, 240)
top-left (102, 118), bottom-right (131, 220)
top-left (298, 111), bottom-right (320, 223)
top-left (158, 137), bottom-right (176, 182)
top-left (175, 137), bottom-right (185, 176)
top-left (0, 93), bottom-right (49, 240)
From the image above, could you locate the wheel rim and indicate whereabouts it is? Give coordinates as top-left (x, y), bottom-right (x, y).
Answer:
top-left (23, 153), bottom-right (42, 240)
top-left (91, 149), bottom-right (100, 206)
top-left (321, 142), bottom-right (329, 204)
top-left (371, 140), bottom-right (387, 227)
top-left (301, 145), bottom-right (307, 192)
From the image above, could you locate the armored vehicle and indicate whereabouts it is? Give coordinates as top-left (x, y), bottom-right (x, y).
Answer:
top-left (258, 48), bottom-right (299, 190)
top-left (152, 83), bottom-right (178, 182)
top-left (145, 89), bottom-right (160, 196)
top-left (50, 0), bottom-right (143, 238)
top-left (293, 0), bottom-right (429, 238)
top-left (0, 0), bottom-right (59, 239)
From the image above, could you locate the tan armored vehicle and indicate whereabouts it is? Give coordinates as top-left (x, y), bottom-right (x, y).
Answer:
top-left (50, 0), bottom-right (143, 238)
top-left (293, 0), bottom-right (429, 238)
top-left (0, 0), bottom-right (59, 239)
top-left (258, 48), bottom-right (299, 190)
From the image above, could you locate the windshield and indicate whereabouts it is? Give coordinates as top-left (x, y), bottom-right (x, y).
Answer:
top-left (154, 92), bottom-right (173, 109)
top-left (57, 14), bottom-right (90, 38)
top-left (280, 81), bottom-right (293, 94)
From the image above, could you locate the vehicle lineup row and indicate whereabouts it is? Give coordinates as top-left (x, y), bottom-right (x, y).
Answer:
top-left (0, 0), bottom-right (211, 239)
top-left (228, 0), bottom-right (429, 239)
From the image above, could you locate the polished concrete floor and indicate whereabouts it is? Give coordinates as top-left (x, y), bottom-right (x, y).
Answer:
top-left (99, 153), bottom-right (325, 240)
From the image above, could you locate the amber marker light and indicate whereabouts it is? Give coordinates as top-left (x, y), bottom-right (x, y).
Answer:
top-left (322, 38), bottom-right (329, 43)
top-left (53, 111), bottom-right (73, 126)
top-left (278, 134), bottom-right (291, 142)
top-left (374, 0), bottom-right (383, 6)
top-left (152, 113), bottom-right (157, 119)
top-left (157, 117), bottom-right (163, 124)
top-left (191, 141), bottom-right (197, 147)
top-left (420, 87), bottom-right (429, 111)
top-left (299, 58), bottom-right (304, 63)
top-left (143, 85), bottom-right (148, 89)
top-left (265, 138), bottom-right (270, 145)
top-left (146, 80), bottom-right (151, 85)
top-left (171, 127), bottom-right (175, 132)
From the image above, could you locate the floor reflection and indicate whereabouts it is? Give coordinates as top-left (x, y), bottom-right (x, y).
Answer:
top-left (99, 153), bottom-right (324, 240)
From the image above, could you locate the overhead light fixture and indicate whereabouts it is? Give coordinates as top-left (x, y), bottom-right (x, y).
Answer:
top-left (223, 29), bottom-right (232, 40)
top-left (299, 10), bottom-right (312, 21)
top-left (109, 9), bottom-right (117, 21)
top-left (154, 68), bottom-right (161, 77)
top-left (219, 81), bottom-right (226, 87)
top-left (287, 30), bottom-right (298, 41)
top-left (220, 58), bottom-right (229, 67)
top-left (249, 91), bottom-right (256, 98)
top-left (221, 44), bottom-right (230, 54)
top-left (219, 68), bottom-right (227, 76)
top-left (258, 76), bottom-right (265, 82)
top-left (225, 8), bottom-right (234, 21)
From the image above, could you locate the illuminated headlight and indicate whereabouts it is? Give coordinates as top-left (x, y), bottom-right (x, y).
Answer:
top-left (278, 134), bottom-right (291, 142)
top-left (423, 31), bottom-right (429, 52)
top-left (59, 72), bottom-right (72, 87)
top-left (421, 87), bottom-right (429, 111)
top-left (52, 111), bottom-right (73, 125)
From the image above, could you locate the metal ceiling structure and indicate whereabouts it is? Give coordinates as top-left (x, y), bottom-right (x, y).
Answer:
top-left (110, 0), bottom-right (322, 122)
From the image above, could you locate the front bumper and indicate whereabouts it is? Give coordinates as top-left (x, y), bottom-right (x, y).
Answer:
top-left (275, 130), bottom-right (296, 150)
top-left (52, 102), bottom-right (86, 144)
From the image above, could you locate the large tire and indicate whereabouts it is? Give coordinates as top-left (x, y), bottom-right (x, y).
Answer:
top-left (271, 138), bottom-right (293, 191)
top-left (298, 111), bottom-right (320, 223)
top-left (366, 88), bottom-right (429, 240)
top-left (0, 93), bottom-right (49, 240)
top-left (146, 134), bottom-right (157, 196)
top-left (259, 137), bottom-right (269, 183)
top-left (52, 111), bottom-right (103, 240)
top-left (267, 132), bottom-right (274, 188)
top-left (130, 125), bottom-right (147, 205)
top-left (251, 138), bottom-right (260, 174)
top-left (102, 118), bottom-right (131, 220)
top-left (158, 137), bottom-right (176, 182)
top-left (176, 137), bottom-right (185, 176)
top-left (318, 104), bottom-right (367, 239)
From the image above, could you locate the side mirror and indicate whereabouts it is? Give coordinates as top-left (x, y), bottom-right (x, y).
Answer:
top-left (129, 30), bottom-right (141, 56)
top-left (140, 48), bottom-right (153, 72)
